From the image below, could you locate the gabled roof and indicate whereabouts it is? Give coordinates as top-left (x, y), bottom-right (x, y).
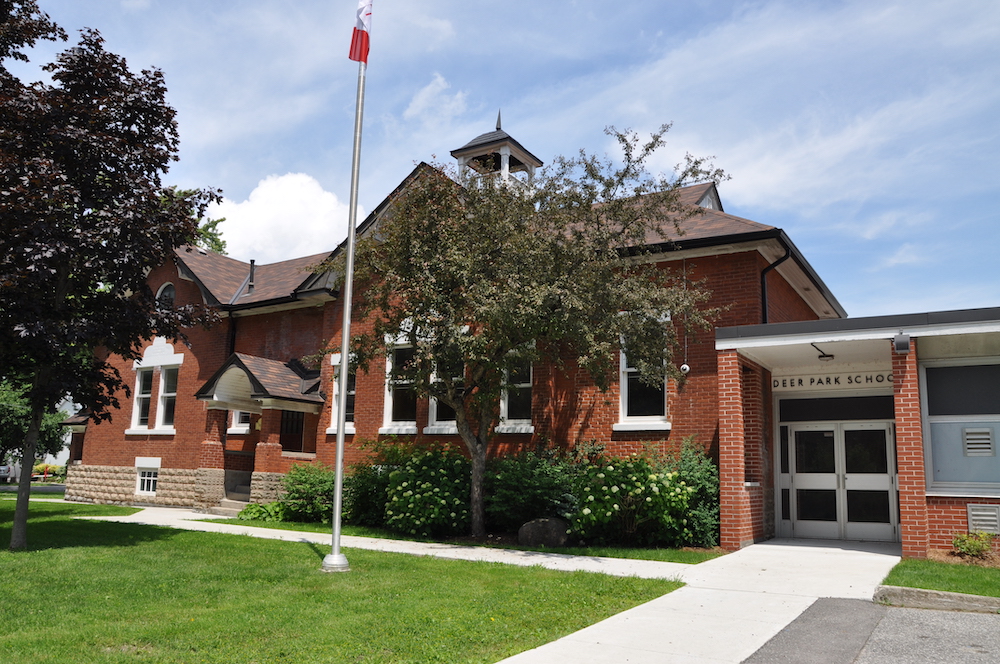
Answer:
top-left (194, 353), bottom-right (322, 405)
top-left (175, 246), bottom-right (333, 310)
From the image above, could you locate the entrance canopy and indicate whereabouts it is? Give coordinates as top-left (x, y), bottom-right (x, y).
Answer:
top-left (195, 353), bottom-right (323, 414)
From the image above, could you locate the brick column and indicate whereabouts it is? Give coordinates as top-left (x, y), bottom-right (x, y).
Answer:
top-left (254, 408), bottom-right (284, 474)
top-left (719, 350), bottom-right (753, 550)
top-left (893, 337), bottom-right (928, 558)
top-left (196, 408), bottom-right (228, 507)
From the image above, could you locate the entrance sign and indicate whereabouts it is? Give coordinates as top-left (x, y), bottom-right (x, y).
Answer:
top-left (772, 371), bottom-right (893, 392)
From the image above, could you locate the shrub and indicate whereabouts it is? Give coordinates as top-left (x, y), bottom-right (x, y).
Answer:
top-left (953, 531), bottom-right (994, 558)
top-left (570, 456), bottom-right (694, 546)
top-left (343, 437), bottom-right (420, 527)
top-left (280, 463), bottom-right (339, 523)
top-left (238, 501), bottom-right (287, 522)
top-left (385, 447), bottom-right (470, 537)
top-left (660, 439), bottom-right (720, 547)
top-left (485, 451), bottom-right (578, 532)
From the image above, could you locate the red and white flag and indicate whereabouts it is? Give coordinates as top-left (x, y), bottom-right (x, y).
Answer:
top-left (349, 0), bottom-right (372, 63)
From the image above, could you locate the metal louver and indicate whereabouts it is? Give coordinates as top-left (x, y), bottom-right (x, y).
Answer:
top-left (963, 428), bottom-right (995, 457)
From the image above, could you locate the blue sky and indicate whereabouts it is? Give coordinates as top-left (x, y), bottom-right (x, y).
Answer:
top-left (11, 0), bottom-right (1000, 317)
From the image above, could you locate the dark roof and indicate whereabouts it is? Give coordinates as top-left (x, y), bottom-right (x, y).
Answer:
top-left (175, 247), bottom-right (333, 309)
top-left (717, 306), bottom-right (1000, 342)
top-left (450, 129), bottom-right (543, 168)
top-left (195, 353), bottom-right (322, 405)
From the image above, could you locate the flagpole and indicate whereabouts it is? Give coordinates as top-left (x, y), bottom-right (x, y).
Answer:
top-left (322, 30), bottom-right (369, 576)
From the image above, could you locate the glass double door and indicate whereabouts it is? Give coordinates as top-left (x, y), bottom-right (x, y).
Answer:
top-left (790, 422), bottom-right (897, 541)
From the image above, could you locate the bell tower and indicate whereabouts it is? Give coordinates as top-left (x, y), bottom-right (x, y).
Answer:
top-left (450, 111), bottom-right (543, 182)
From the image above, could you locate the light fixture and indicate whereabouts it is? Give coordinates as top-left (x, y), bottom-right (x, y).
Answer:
top-left (894, 333), bottom-right (910, 354)
top-left (811, 343), bottom-right (835, 362)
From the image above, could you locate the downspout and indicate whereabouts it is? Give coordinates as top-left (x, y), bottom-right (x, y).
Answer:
top-left (760, 241), bottom-right (791, 324)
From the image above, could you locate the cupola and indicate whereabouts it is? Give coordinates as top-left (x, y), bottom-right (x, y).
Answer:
top-left (450, 111), bottom-right (543, 181)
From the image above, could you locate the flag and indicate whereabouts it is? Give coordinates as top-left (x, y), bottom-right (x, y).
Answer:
top-left (349, 0), bottom-right (372, 63)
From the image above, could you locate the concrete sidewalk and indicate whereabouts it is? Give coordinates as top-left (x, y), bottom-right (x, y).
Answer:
top-left (82, 506), bottom-right (902, 663)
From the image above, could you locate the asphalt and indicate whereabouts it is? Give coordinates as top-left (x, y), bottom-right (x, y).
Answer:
top-left (75, 506), bottom-right (1000, 663)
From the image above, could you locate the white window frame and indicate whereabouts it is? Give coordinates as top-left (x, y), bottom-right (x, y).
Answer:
top-left (613, 350), bottom-right (671, 432)
top-left (228, 410), bottom-right (252, 435)
top-left (380, 345), bottom-right (418, 435)
top-left (135, 457), bottom-right (161, 496)
top-left (155, 366), bottom-right (179, 432)
top-left (326, 353), bottom-right (357, 435)
top-left (497, 360), bottom-right (534, 434)
top-left (156, 282), bottom-right (175, 308)
top-left (126, 337), bottom-right (185, 436)
top-left (131, 367), bottom-right (154, 430)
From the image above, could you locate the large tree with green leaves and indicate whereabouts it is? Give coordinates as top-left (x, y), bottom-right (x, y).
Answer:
top-left (335, 125), bottom-right (724, 537)
top-left (0, 380), bottom-right (66, 467)
top-left (0, 1), bottom-right (218, 550)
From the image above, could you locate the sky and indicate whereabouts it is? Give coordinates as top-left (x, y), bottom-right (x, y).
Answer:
top-left (9, 0), bottom-right (1000, 318)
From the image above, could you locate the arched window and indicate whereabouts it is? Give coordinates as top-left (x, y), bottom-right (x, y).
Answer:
top-left (156, 283), bottom-right (175, 308)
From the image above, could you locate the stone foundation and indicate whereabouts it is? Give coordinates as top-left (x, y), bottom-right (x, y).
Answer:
top-left (196, 467), bottom-right (226, 508)
top-left (251, 471), bottom-right (285, 503)
top-left (65, 465), bottom-right (199, 507)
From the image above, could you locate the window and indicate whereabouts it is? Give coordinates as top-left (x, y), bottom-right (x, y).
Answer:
top-left (327, 353), bottom-right (356, 435)
top-left (498, 360), bottom-right (533, 434)
top-left (381, 346), bottom-right (418, 434)
top-left (229, 410), bottom-right (252, 434)
top-left (613, 351), bottom-right (670, 431)
top-left (157, 367), bottom-right (178, 429)
top-left (426, 362), bottom-right (462, 435)
top-left (134, 368), bottom-right (153, 427)
top-left (127, 338), bottom-right (185, 436)
top-left (280, 410), bottom-right (305, 452)
top-left (156, 282), bottom-right (175, 308)
top-left (137, 469), bottom-right (158, 494)
top-left (923, 362), bottom-right (1000, 496)
top-left (135, 457), bottom-right (161, 496)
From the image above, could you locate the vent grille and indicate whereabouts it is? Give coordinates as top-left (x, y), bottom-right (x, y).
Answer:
top-left (968, 504), bottom-right (1000, 534)
top-left (963, 428), bottom-right (995, 457)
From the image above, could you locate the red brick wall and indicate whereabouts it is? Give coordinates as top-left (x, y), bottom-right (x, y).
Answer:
top-left (893, 337), bottom-right (929, 558)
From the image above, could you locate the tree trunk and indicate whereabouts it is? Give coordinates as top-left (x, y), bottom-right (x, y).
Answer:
top-left (9, 406), bottom-right (42, 551)
top-left (469, 441), bottom-right (487, 538)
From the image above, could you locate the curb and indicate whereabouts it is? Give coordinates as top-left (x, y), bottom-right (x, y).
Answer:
top-left (874, 584), bottom-right (1000, 614)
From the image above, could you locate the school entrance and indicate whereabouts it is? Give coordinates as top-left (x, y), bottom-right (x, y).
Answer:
top-left (776, 395), bottom-right (898, 542)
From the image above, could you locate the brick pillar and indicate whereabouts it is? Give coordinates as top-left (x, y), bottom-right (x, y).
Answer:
top-left (893, 337), bottom-right (928, 558)
top-left (719, 350), bottom-right (753, 550)
top-left (254, 408), bottom-right (283, 474)
top-left (196, 408), bottom-right (228, 507)
top-left (199, 408), bottom-right (227, 468)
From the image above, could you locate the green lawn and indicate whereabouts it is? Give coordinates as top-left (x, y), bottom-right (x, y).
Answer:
top-left (2, 501), bottom-right (679, 663)
top-left (883, 558), bottom-right (1000, 599)
top-left (212, 517), bottom-right (722, 564)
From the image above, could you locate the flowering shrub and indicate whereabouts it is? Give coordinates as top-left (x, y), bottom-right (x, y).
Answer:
top-left (280, 463), bottom-right (339, 523)
top-left (661, 439), bottom-right (719, 547)
top-left (485, 452), bottom-right (578, 531)
top-left (385, 447), bottom-right (471, 537)
top-left (570, 456), bottom-right (694, 546)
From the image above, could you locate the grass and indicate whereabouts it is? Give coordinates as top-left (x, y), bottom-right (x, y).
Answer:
top-left (2, 501), bottom-right (679, 663)
top-left (209, 517), bottom-right (722, 564)
top-left (883, 558), bottom-right (1000, 599)
top-left (0, 487), bottom-right (66, 500)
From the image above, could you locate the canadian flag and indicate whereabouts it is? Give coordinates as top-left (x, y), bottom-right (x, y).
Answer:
top-left (349, 0), bottom-right (373, 63)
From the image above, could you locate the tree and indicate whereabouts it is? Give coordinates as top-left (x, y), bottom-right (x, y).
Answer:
top-left (334, 125), bottom-right (724, 537)
top-left (0, 2), bottom-right (219, 550)
top-left (0, 380), bottom-right (67, 466)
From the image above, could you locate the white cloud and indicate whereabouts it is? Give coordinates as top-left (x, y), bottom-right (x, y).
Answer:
top-left (208, 174), bottom-right (354, 265)
top-left (403, 73), bottom-right (467, 125)
top-left (876, 243), bottom-right (924, 270)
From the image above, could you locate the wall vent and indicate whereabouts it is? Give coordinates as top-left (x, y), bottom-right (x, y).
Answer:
top-left (963, 428), bottom-right (995, 457)
top-left (967, 504), bottom-right (1000, 534)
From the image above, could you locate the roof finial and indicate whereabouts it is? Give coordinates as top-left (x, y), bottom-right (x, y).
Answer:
top-left (496, 109), bottom-right (502, 131)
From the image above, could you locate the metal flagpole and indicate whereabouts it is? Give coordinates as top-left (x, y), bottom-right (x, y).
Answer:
top-left (322, 7), bottom-right (370, 573)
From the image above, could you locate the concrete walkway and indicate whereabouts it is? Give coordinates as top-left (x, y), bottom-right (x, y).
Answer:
top-left (82, 507), bottom-right (902, 664)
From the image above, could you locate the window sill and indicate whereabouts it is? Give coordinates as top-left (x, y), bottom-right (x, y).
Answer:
top-left (379, 424), bottom-right (418, 435)
top-left (325, 425), bottom-right (356, 436)
top-left (227, 427), bottom-right (250, 435)
top-left (423, 424), bottom-right (458, 435)
top-left (495, 423), bottom-right (534, 434)
top-left (927, 482), bottom-right (1000, 498)
top-left (612, 421), bottom-right (672, 432)
top-left (125, 428), bottom-right (176, 436)
top-left (282, 451), bottom-right (316, 460)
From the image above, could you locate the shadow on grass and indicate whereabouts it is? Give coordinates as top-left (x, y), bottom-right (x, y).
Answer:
top-left (1, 519), bottom-right (185, 552)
